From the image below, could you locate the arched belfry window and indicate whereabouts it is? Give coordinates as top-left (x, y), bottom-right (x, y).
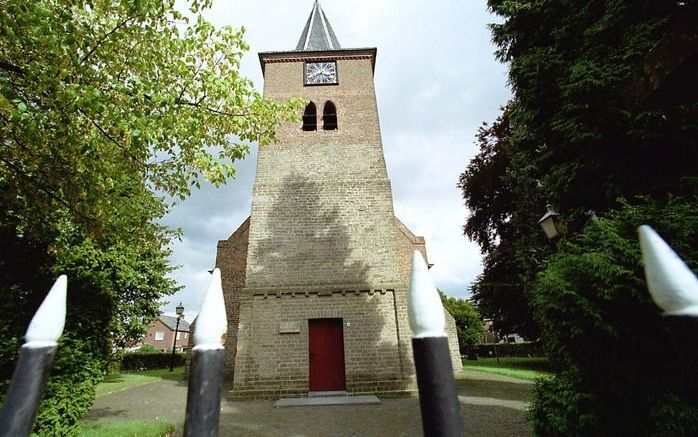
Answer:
top-left (323, 101), bottom-right (338, 130)
top-left (302, 102), bottom-right (317, 131)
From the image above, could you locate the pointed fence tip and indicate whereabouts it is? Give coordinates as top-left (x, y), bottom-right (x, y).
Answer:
top-left (25, 275), bottom-right (67, 347)
top-left (408, 251), bottom-right (446, 338)
top-left (194, 268), bottom-right (227, 350)
top-left (639, 225), bottom-right (698, 316)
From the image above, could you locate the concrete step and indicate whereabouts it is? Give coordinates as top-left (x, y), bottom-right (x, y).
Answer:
top-left (273, 395), bottom-right (381, 408)
top-left (308, 390), bottom-right (348, 398)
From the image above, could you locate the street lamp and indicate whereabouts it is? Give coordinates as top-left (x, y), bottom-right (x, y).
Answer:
top-left (169, 302), bottom-right (184, 372)
top-left (538, 204), bottom-right (561, 240)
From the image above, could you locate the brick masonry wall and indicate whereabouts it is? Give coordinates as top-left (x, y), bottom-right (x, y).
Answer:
top-left (231, 290), bottom-right (413, 400)
top-left (246, 53), bottom-right (401, 290)
top-left (221, 50), bottom-right (461, 398)
top-left (143, 320), bottom-right (190, 352)
top-left (394, 218), bottom-right (464, 376)
top-left (215, 217), bottom-right (249, 379)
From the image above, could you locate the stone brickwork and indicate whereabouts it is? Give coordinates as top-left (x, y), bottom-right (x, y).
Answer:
top-left (217, 47), bottom-right (462, 399)
top-left (215, 217), bottom-right (249, 378)
top-left (394, 218), bottom-right (464, 376)
top-left (230, 290), bottom-right (410, 400)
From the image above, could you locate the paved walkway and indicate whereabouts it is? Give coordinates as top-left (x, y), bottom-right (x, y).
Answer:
top-left (84, 370), bottom-right (533, 436)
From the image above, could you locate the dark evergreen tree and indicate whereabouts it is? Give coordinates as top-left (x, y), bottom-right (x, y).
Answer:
top-left (461, 0), bottom-right (698, 433)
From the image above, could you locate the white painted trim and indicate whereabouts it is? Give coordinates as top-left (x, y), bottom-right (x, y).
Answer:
top-left (25, 275), bottom-right (67, 345)
top-left (639, 225), bottom-right (698, 316)
top-left (408, 251), bottom-right (447, 338)
top-left (193, 269), bottom-right (228, 350)
top-left (23, 341), bottom-right (58, 349)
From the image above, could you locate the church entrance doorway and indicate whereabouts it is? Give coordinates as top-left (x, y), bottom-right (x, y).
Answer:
top-left (308, 318), bottom-right (346, 391)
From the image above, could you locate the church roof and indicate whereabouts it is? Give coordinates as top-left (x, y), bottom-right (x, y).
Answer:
top-left (295, 1), bottom-right (341, 51)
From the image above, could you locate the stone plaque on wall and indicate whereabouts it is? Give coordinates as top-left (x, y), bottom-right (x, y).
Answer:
top-left (279, 321), bottom-right (300, 334)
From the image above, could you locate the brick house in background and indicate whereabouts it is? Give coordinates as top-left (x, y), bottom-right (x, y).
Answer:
top-left (143, 315), bottom-right (191, 352)
top-left (215, 1), bottom-right (462, 400)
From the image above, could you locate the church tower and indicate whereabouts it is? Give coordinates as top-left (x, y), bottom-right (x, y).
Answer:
top-left (216, 1), bottom-right (462, 399)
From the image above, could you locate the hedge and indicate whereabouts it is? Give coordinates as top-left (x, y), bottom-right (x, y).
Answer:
top-left (474, 341), bottom-right (544, 358)
top-left (120, 352), bottom-right (186, 371)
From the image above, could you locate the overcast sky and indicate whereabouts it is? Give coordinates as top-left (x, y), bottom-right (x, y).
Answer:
top-left (160, 0), bottom-right (511, 320)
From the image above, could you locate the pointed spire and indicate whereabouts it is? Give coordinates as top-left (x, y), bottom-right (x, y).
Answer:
top-left (296, 1), bottom-right (341, 51)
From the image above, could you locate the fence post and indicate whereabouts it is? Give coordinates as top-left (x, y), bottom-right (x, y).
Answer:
top-left (408, 251), bottom-right (465, 437)
top-left (184, 268), bottom-right (227, 437)
top-left (0, 275), bottom-right (67, 437)
top-left (639, 225), bottom-right (698, 389)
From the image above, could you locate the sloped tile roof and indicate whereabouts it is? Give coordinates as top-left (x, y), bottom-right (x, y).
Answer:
top-left (159, 315), bottom-right (190, 332)
top-left (295, 1), bottom-right (341, 51)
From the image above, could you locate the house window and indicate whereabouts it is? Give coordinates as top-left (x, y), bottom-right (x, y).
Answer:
top-left (176, 332), bottom-right (181, 340)
top-left (323, 101), bottom-right (337, 130)
top-left (184, 333), bottom-right (188, 339)
top-left (155, 331), bottom-right (165, 341)
top-left (302, 102), bottom-right (317, 131)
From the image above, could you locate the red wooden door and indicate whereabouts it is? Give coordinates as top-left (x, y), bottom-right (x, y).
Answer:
top-left (308, 318), bottom-right (346, 391)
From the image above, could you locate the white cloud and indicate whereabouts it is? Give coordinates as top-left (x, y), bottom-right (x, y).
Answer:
top-left (160, 0), bottom-right (510, 314)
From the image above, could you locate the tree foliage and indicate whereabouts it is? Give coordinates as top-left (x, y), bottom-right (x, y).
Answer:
top-left (531, 194), bottom-right (698, 435)
top-left (461, 0), bottom-right (696, 336)
top-left (460, 0), bottom-right (698, 432)
top-left (0, 0), bottom-right (301, 434)
top-left (440, 292), bottom-right (484, 353)
top-left (460, 106), bottom-right (546, 338)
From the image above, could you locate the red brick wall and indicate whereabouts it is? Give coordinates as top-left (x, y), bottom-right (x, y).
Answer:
top-left (143, 319), bottom-right (190, 352)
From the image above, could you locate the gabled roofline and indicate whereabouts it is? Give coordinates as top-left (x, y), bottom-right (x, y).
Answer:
top-left (258, 47), bottom-right (377, 76)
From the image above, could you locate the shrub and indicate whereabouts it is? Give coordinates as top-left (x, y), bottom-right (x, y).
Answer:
top-left (475, 341), bottom-right (544, 358)
top-left (120, 352), bottom-right (186, 371)
top-left (530, 194), bottom-right (698, 435)
top-left (136, 344), bottom-right (159, 354)
top-left (33, 337), bottom-right (103, 436)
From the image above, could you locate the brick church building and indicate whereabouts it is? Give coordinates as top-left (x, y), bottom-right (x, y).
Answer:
top-left (215, 1), bottom-right (462, 399)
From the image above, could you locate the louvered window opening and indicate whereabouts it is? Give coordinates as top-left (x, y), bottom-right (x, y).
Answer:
top-left (303, 102), bottom-right (317, 131)
top-left (323, 101), bottom-right (338, 130)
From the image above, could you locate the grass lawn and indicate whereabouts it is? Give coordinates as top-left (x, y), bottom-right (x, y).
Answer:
top-left (80, 420), bottom-right (174, 437)
top-left (95, 367), bottom-right (185, 399)
top-left (463, 357), bottom-right (552, 381)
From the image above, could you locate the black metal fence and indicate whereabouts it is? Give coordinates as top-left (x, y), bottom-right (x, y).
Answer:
top-left (2, 227), bottom-right (687, 436)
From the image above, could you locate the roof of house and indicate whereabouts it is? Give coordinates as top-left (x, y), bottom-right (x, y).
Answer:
top-left (295, 0), bottom-right (341, 51)
top-left (159, 315), bottom-right (190, 332)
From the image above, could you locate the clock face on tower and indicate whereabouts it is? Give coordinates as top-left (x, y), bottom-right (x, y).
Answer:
top-left (304, 61), bottom-right (338, 85)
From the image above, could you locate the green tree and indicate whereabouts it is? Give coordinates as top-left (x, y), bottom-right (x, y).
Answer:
top-left (439, 291), bottom-right (484, 354)
top-left (459, 106), bottom-right (545, 339)
top-left (460, 0), bottom-right (698, 433)
top-left (462, 2), bottom-right (697, 339)
top-left (0, 0), bottom-right (301, 434)
top-left (531, 194), bottom-right (698, 435)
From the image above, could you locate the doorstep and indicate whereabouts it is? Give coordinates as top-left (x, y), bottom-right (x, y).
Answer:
top-left (273, 394), bottom-right (380, 408)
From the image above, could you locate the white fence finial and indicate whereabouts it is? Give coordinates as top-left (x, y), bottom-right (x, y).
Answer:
top-left (25, 275), bottom-right (67, 347)
top-left (408, 250), bottom-right (447, 338)
top-left (193, 268), bottom-right (227, 350)
top-left (639, 225), bottom-right (698, 316)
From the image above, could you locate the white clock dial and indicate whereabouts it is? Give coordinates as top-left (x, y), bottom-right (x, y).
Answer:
top-left (305, 61), bottom-right (337, 85)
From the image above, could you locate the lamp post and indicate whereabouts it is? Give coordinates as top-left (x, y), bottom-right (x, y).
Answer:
top-left (538, 204), bottom-right (561, 240)
top-left (169, 302), bottom-right (184, 372)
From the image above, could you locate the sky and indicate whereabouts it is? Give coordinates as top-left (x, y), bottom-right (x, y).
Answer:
top-left (160, 0), bottom-right (511, 320)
